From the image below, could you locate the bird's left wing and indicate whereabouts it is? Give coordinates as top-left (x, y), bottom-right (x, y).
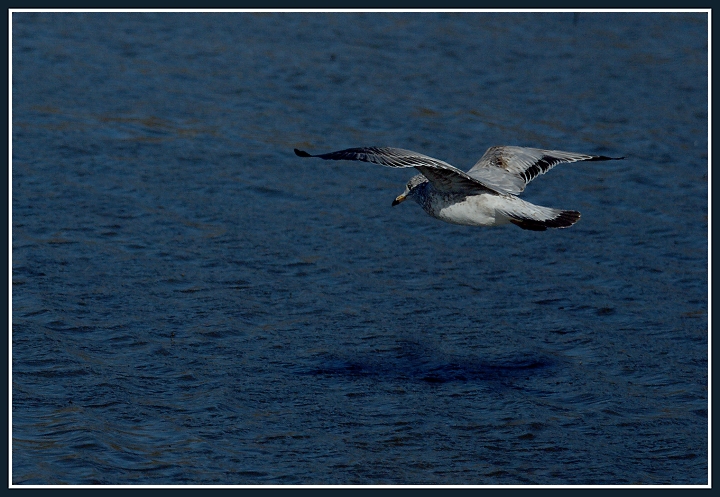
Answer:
top-left (294, 147), bottom-right (496, 194)
top-left (467, 146), bottom-right (624, 195)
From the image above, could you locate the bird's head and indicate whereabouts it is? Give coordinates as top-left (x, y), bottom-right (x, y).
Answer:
top-left (392, 174), bottom-right (428, 206)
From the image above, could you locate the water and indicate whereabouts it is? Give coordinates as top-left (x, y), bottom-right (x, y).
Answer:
top-left (11, 11), bottom-right (708, 485)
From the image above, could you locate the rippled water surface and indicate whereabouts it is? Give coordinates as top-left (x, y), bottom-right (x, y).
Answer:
top-left (12, 12), bottom-right (708, 485)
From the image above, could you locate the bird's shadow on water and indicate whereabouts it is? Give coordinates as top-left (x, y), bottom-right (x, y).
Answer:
top-left (301, 339), bottom-right (557, 387)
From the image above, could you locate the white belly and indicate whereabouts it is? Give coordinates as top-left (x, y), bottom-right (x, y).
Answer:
top-left (431, 194), bottom-right (512, 227)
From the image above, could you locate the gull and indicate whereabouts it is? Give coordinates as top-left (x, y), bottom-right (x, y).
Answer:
top-left (294, 146), bottom-right (624, 231)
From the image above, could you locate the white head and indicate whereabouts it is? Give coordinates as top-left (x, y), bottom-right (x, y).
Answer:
top-left (392, 174), bottom-right (428, 206)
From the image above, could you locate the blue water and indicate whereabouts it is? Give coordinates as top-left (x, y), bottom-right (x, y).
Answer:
top-left (12, 12), bottom-right (707, 485)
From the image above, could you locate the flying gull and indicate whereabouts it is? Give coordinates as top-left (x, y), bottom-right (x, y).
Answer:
top-left (294, 146), bottom-right (624, 231)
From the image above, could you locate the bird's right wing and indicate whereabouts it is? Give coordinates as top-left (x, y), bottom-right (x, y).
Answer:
top-left (295, 147), bottom-right (497, 194)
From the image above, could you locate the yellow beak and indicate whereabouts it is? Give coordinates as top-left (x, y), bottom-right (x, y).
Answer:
top-left (392, 194), bottom-right (407, 206)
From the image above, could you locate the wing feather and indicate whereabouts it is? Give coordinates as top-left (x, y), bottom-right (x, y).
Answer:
top-left (295, 147), bottom-right (496, 194)
top-left (467, 146), bottom-right (624, 194)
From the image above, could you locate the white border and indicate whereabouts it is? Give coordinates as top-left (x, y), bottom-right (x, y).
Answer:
top-left (7, 7), bottom-right (12, 492)
top-left (707, 6), bottom-right (712, 490)
top-left (6, 8), bottom-right (716, 13)
top-left (8, 8), bottom-right (711, 489)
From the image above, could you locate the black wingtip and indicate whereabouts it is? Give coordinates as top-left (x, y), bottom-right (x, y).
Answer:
top-left (294, 148), bottom-right (312, 157)
top-left (591, 155), bottom-right (626, 161)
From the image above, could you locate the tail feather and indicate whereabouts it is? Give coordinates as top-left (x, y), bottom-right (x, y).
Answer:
top-left (509, 209), bottom-right (581, 231)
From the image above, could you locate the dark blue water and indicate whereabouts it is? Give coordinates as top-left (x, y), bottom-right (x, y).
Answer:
top-left (12, 12), bottom-right (707, 485)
